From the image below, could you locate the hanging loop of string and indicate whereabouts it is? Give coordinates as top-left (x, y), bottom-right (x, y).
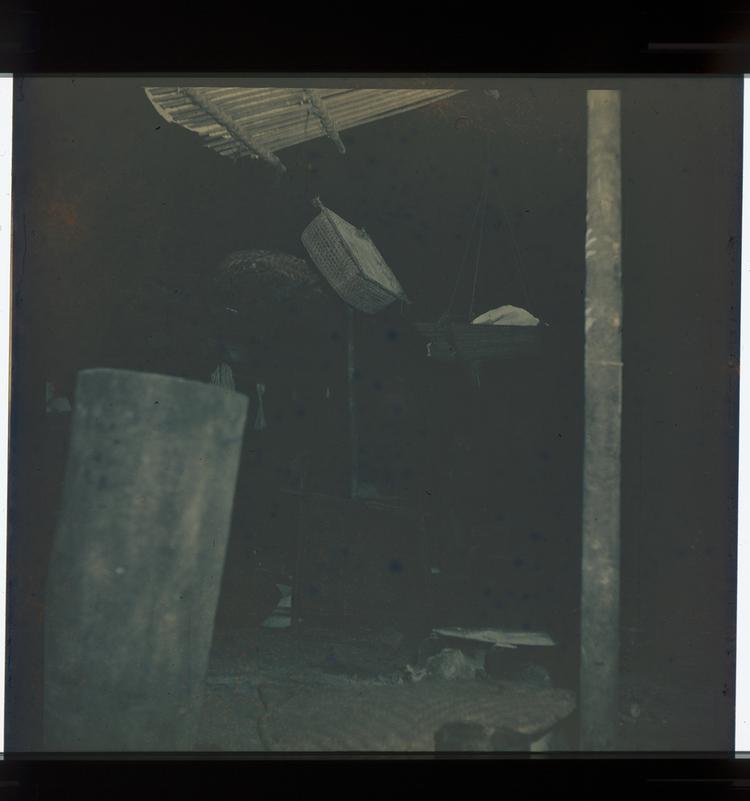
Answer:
top-left (442, 131), bottom-right (491, 324)
top-left (496, 187), bottom-right (533, 311)
top-left (468, 132), bottom-right (492, 321)
top-left (441, 129), bottom-right (535, 324)
top-left (440, 186), bottom-right (484, 324)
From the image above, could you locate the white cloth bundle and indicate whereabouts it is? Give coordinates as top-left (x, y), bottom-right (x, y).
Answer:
top-left (471, 305), bottom-right (540, 327)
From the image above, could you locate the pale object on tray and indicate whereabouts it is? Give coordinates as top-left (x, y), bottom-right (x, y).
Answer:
top-left (471, 305), bottom-right (540, 327)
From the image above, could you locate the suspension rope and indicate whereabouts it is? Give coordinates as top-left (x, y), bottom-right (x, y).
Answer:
top-left (443, 131), bottom-right (535, 324)
top-left (496, 189), bottom-right (533, 310)
top-left (441, 187), bottom-right (484, 323)
top-left (469, 135), bottom-right (491, 320)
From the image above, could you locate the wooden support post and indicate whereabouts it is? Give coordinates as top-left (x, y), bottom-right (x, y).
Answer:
top-left (580, 90), bottom-right (623, 750)
top-left (347, 307), bottom-right (359, 499)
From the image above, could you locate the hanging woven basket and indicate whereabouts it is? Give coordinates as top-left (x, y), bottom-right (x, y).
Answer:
top-left (301, 198), bottom-right (409, 314)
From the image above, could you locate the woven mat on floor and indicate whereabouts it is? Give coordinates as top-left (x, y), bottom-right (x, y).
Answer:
top-left (259, 678), bottom-right (575, 752)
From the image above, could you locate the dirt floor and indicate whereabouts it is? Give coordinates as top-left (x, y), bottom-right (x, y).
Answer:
top-left (196, 625), bottom-right (576, 752)
top-left (195, 625), bottom-right (726, 753)
top-left (615, 671), bottom-right (727, 752)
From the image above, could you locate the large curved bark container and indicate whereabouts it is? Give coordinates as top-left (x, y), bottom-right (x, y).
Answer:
top-left (43, 369), bottom-right (248, 751)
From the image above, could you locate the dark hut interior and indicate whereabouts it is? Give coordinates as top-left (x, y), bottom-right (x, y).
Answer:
top-left (7, 76), bottom-right (740, 752)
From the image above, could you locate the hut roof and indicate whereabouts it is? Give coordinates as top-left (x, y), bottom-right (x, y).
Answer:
top-left (145, 87), bottom-right (464, 171)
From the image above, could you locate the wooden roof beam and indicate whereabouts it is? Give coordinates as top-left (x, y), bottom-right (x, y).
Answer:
top-left (302, 89), bottom-right (346, 154)
top-left (179, 87), bottom-right (287, 173)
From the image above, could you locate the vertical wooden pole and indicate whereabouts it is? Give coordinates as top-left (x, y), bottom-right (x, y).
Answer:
top-left (347, 307), bottom-right (359, 499)
top-left (580, 90), bottom-right (623, 750)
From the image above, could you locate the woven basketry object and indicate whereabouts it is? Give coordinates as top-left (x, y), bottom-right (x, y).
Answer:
top-left (301, 199), bottom-right (409, 314)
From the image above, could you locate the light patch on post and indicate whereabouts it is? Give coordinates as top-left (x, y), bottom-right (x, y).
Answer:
top-left (584, 299), bottom-right (595, 333)
top-left (585, 231), bottom-right (598, 260)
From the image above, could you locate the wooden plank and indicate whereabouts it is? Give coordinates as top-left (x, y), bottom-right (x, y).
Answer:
top-left (43, 369), bottom-right (248, 750)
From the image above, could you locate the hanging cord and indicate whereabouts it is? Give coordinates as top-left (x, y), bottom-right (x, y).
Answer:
top-left (468, 135), bottom-right (492, 320)
top-left (440, 174), bottom-right (485, 324)
top-left (254, 382), bottom-right (268, 431)
top-left (495, 187), bottom-right (533, 311)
